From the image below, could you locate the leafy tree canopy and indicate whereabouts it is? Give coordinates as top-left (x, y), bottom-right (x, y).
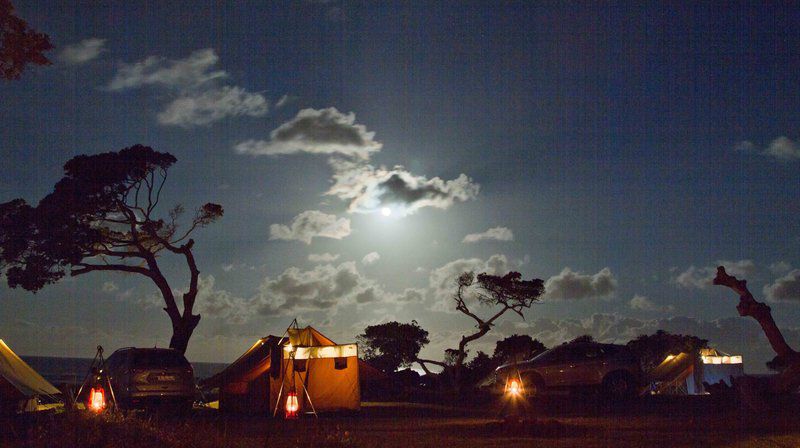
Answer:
top-left (357, 320), bottom-right (430, 373)
top-left (0, 145), bottom-right (223, 353)
top-left (492, 334), bottom-right (546, 364)
top-left (626, 330), bottom-right (708, 372)
top-left (1, 0), bottom-right (52, 80)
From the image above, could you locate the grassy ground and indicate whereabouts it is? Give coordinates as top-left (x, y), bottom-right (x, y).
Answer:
top-left (3, 396), bottom-right (800, 447)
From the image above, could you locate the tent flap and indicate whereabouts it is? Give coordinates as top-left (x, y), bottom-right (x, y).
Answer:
top-left (0, 340), bottom-right (61, 399)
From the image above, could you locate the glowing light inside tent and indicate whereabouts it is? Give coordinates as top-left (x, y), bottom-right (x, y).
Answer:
top-left (88, 387), bottom-right (106, 412)
top-left (283, 344), bottom-right (358, 359)
top-left (381, 207), bottom-right (392, 217)
top-left (285, 391), bottom-right (299, 419)
top-left (701, 355), bottom-right (742, 365)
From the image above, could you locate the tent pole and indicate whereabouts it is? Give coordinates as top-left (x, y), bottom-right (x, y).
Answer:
top-left (299, 367), bottom-right (317, 418)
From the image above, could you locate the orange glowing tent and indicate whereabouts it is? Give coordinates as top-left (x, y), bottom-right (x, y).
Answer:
top-left (201, 325), bottom-right (361, 415)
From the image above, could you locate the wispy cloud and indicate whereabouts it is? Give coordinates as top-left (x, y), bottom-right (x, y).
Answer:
top-left (107, 48), bottom-right (268, 127)
top-left (629, 294), bottom-right (673, 312)
top-left (463, 226), bottom-right (513, 243)
top-left (58, 38), bottom-right (106, 65)
top-left (735, 136), bottom-right (800, 161)
top-left (269, 210), bottom-right (351, 244)
top-left (361, 251), bottom-right (380, 265)
top-left (308, 252), bottom-right (340, 263)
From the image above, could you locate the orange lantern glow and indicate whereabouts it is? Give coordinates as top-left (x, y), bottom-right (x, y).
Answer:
top-left (506, 378), bottom-right (522, 396)
top-left (285, 391), bottom-right (299, 419)
top-left (88, 387), bottom-right (106, 412)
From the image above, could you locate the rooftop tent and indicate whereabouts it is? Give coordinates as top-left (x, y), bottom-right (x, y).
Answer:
top-left (202, 325), bottom-right (360, 415)
top-left (649, 348), bottom-right (745, 395)
top-left (0, 339), bottom-right (62, 414)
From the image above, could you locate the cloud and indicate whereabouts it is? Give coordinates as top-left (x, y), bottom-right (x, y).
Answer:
top-left (275, 94), bottom-right (292, 108)
top-left (269, 210), bottom-right (351, 244)
top-left (462, 226), bottom-right (514, 243)
top-left (734, 140), bottom-right (756, 153)
top-left (234, 107), bottom-right (382, 159)
top-left (429, 254), bottom-right (510, 311)
top-left (58, 38), bottom-right (106, 65)
top-left (764, 136), bottom-right (800, 160)
top-left (542, 267), bottom-right (617, 300)
top-left (734, 136), bottom-right (800, 161)
top-left (326, 159), bottom-right (479, 215)
top-left (769, 261), bottom-right (792, 275)
top-left (763, 269), bottom-right (800, 302)
top-left (108, 48), bottom-right (226, 90)
top-left (308, 252), bottom-right (340, 263)
top-left (195, 275), bottom-right (250, 324)
top-left (256, 261), bottom-right (383, 314)
top-left (107, 48), bottom-right (266, 127)
top-left (157, 86), bottom-right (268, 127)
top-left (629, 294), bottom-right (674, 312)
top-left (101, 281), bottom-right (118, 293)
top-left (362, 252), bottom-right (380, 265)
top-left (674, 260), bottom-right (756, 289)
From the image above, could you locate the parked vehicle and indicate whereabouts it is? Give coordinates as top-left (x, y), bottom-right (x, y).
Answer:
top-left (495, 342), bottom-right (643, 398)
top-left (105, 347), bottom-right (195, 411)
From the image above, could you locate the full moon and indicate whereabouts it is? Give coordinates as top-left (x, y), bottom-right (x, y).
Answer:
top-left (380, 207), bottom-right (392, 217)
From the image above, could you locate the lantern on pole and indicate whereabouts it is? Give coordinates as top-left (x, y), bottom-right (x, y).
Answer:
top-left (285, 390), bottom-right (299, 419)
top-left (88, 386), bottom-right (106, 412)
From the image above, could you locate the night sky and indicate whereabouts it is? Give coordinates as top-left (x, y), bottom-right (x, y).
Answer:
top-left (2, 1), bottom-right (799, 373)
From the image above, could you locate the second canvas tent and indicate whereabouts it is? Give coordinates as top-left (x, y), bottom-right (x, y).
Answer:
top-left (202, 325), bottom-right (360, 414)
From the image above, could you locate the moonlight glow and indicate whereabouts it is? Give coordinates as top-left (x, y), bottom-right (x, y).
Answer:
top-left (381, 207), bottom-right (392, 217)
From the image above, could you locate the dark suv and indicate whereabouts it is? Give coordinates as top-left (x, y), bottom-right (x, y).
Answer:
top-left (495, 342), bottom-right (642, 398)
top-left (105, 348), bottom-right (195, 411)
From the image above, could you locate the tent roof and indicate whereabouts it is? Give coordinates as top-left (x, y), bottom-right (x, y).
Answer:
top-left (201, 325), bottom-right (352, 389)
top-left (0, 340), bottom-right (61, 398)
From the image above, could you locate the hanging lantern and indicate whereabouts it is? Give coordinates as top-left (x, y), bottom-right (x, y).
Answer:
top-left (285, 391), bottom-right (299, 419)
top-left (88, 387), bottom-right (106, 412)
top-left (505, 378), bottom-right (523, 397)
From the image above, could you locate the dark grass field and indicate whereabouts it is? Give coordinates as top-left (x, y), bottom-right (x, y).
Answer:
top-left (3, 395), bottom-right (800, 447)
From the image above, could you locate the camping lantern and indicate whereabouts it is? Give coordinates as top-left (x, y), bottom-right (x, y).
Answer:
top-left (88, 387), bottom-right (106, 412)
top-left (285, 391), bottom-right (299, 419)
top-left (506, 378), bottom-right (522, 396)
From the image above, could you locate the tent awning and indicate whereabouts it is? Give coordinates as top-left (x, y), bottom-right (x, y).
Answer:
top-left (0, 340), bottom-right (61, 398)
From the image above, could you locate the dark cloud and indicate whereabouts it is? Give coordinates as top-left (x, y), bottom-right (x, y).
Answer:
top-left (234, 108), bottom-right (381, 158)
top-left (763, 269), bottom-right (800, 302)
top-left (327, 160), bottom-right (479, 215)
top-left (542, 267), bottom-right (616, 300)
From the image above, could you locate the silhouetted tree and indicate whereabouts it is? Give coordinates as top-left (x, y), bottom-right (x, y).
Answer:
top-left (416, 271), bottom-right (544, 391)
top-left (1, 0), bottom-right (52, 79)
top-left (357, 320), bottom-right (430, 373)
top-left (626, 330), bottom-right (708, 373)
top-left (464, 351), bottom-right (496, 387)
top-left (567, 334), bottom-right (595, 344)
top-left (493, 334), bottom-right (546, 364)
top-left (0, 145), bottom-right (223, 354)
top-left (714, 266), bottom-right (800, 401)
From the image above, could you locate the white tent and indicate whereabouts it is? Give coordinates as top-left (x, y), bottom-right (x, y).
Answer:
top-left (0, 339), bottom-right (62, 413)
top-left (650, 348), bottom-right (744, 394)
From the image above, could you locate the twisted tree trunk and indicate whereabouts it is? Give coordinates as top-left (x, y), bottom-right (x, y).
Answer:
top-left (713, 266), bottom-right (800, 396)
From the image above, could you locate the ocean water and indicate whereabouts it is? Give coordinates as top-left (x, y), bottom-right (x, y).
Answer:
top-left (22, 356), bottom-right (228, 386)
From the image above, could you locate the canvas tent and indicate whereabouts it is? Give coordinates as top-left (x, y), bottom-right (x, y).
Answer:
top-left (202, 325), bottom-right (360, 415)
top-left (650, 348), bottom-right (744, 394)
top-left (0, 339), bottom-right (62, 414)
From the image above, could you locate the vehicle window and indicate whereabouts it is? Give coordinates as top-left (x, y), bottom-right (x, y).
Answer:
top-left (132, 350), bottom-right (188, 368)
